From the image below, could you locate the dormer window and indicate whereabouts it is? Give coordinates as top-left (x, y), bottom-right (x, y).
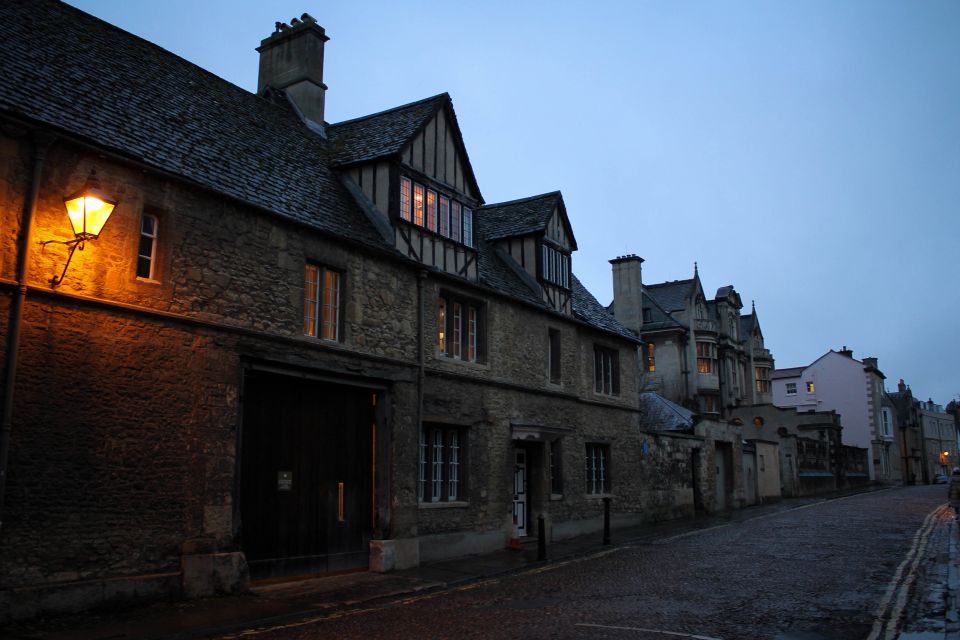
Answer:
top-left (399, 176), bottom-right (474, 247)
top-left (541, 243), bottom-right (570, 289)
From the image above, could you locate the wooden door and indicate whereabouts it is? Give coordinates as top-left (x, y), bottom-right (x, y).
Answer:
top-left (513, 448), bottom-right (527, 537)
top-left (239, 371), bottom-right (374, 579)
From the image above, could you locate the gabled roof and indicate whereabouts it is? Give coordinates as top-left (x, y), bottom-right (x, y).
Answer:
top-left (0, 0), bottom-right (386, 249)
top-left (644, 279), bottom-right (694, 314)
top-left (477, 191), bottom-right (578, 249)
top-left (328, 94), bottom-right (443, 164)
top-left (328, 93), bottom-right (483, 201)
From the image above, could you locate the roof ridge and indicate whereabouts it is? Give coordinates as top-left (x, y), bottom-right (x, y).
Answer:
top-left (478, 191), bottom-right (561, 210)
top-left (645, 278), bottom-right (694, 289)
top-left (328, 93), bottom-right (448, 128)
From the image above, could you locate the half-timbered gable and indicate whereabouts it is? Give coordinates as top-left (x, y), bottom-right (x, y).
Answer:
top-left (476, 192), bottom-right (578, 315)
top-left (329, 94), bottom-right (483, 281)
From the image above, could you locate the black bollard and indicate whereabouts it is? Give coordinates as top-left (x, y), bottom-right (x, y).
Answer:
top-left (602, 497), bottom-right (611, 545)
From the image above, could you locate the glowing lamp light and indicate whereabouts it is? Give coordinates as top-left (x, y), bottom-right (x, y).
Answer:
top-left (63, 171), bottom-right (117, 241)
top-left (41, 169), bottom-right (118, 287)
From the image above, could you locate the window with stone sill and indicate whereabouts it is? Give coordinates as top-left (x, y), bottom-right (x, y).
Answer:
top-left (303, 263), bottom-right (342, 341)
top-left (696, 341), bottom-right (716, 374)
top-left (136, 213), bottom-right (158, 280)
top-left (437, 292), bottom-right (485, 363)
top-left (585, 443), bottom-right (610, 495)
top-left (593, 345), bottom-right (620, 396)
top-left (755, 367), bottom-right (771, 394)
top-left (419, 425), bottom-right (467, 503)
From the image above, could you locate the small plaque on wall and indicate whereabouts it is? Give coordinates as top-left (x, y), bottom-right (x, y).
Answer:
top-left (277, 471), bottom-right (293, 492)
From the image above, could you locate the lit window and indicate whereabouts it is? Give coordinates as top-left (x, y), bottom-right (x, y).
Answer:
top-left (419, 425), bottom-right (467, 502)
top-left (400, 177), bottom-right (412, 221)
top-left (594, 346), bottom-right (620, 396)
top-left (646, 343), bottom-right (656, 372)
top-left (786, 382), bottom-right (797, 396)
top-left (585, 443), bottom-right (610, 494)
top-left (304, 264), bottom-right (341, 341)
top-left (806, 381), bottom-right (815, 393)
top-left (426, 189), bottom-right (437, 232)
top-left (696, 341), bottom-right (716, 374)
top-left (703, 395), bottom-right (719, 414)
top-left (137, 213), bottom-right (158, 279)
top-left (413, 183), bottom-right (425, 226)
top-left (438, 293), bottom-right (484, 363)
top-left (755, 367), bottom-right (771, 394)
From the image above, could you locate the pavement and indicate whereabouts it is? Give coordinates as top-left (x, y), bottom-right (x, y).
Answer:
top-left (4, 486), bottom-right (957, 640)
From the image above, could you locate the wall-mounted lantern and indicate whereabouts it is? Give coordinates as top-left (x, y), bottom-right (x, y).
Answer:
top-left (41, 169), bottom-right (117, 287)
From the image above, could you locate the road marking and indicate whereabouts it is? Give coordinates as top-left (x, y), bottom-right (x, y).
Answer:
top-left (576, 622), bottom-right (723, 639)
top-left (865, 503), bottom-right (947, 640)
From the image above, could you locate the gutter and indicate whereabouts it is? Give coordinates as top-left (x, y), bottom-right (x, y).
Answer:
top-left (0, 132), bottom-right (53, 532)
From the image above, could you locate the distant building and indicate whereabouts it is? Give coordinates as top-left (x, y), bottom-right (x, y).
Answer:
top-left (772, 348), bottom-right (898, 483)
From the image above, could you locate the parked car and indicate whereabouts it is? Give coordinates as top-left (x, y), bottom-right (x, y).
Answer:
top-left (934, 474), bottom-right (949, 484)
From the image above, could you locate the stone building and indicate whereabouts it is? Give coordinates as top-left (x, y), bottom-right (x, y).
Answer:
top-left (0, 1), bottom-right (701, 621)
top-left (610, 260), bottom-right (759, 418)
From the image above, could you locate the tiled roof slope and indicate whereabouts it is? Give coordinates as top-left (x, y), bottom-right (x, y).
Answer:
top-left (572, 276), bottom-right (638, 341)
top-left (327, 94), bottom-right (446, 166)
top-left (639, 392), bottom-right (695, 431)
top-left (772, 367), bottom-right (804, 379)
top-left (644, 280), bottom-right (692, 314)
top-left (478, 192), bottom-right (567, 243)
top-left (640, 291), bottom-right (685, 332)
top-left (0, 0), bottom-right (386, 248)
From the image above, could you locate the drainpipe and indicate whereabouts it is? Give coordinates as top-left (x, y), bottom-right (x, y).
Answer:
top-left (0, 132), bottom-right (53, 532)
top-left (416, 270), bottom-right (426, 441)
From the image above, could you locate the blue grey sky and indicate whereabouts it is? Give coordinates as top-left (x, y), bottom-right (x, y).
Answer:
top-left (68, 1), bottom-right (960, 405)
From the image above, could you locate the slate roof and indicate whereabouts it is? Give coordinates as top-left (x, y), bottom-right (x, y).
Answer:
top-left (477, 192), bottom-right (577, 249)
top-left (572, 276), bottom-right (637, 341)
top-left (644, 280), bottom-right (693, 313)
top-left (639, 392), bottom-right (695, 431)
top-left (327, 94), bottom-right (447, 166)
top-left (0, 0), bottom-right (389, 249)
top-left (639, 291), bottom-right (685, 332)
top-left (772, 367), bottom-right (804, 379)
top-left (2, 0), bottom-right (634, 343)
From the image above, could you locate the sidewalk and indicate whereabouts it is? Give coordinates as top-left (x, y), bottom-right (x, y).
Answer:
top-left (6, 488), bottom-right (888, 640)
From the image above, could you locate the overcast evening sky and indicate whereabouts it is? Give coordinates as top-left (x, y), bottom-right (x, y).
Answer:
top-left (67, 1), bottom-right (960, 405)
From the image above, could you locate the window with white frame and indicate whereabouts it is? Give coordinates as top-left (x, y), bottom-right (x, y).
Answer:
top-left (540, 243), bottom-right (571, 288)
top-left (303, 264), bottom-right (342, 341)
top-left (881, 408), bottom-right (893, 438)
top-left (398, 176), bottom-right (474, 247)
top-left (585, 443), bottom-right (610, 494)
top-left (136, 213), bottom-right (158, 279)
top-left (419, 425), bottom-right (466, 502)
top-left (593, 345), bottom-right (620, 396)
top-left (438, 292), bottom-right (484, 363)
top-left (785, 382), bottom-right (798, 396)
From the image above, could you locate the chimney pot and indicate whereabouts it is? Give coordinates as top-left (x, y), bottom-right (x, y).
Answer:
top-left (258, 16), bottom-right (330, 126)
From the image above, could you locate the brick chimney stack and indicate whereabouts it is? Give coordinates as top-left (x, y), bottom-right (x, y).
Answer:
top-left (609, 254), bottom-right (644, 335)
top-left (257, 14), bottom-right (329, 128)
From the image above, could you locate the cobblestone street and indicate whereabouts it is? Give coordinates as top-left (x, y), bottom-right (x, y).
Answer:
top-left (210, 486), bottom-right (950, 640)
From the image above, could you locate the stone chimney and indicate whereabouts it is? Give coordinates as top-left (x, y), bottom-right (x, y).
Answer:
top-left (839, 346), bottom-right (853, 358)
top-left (898, 379), bottom-right (907, 394)
top-left (609, 254), bottom-right (644, 334)
top-left (863, 356), bottom-right (878, 369)
top-left (257, 14), bottom-right (329, 127)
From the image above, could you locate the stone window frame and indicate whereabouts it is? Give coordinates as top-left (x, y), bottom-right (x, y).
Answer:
top-left (303, 262), bottom-right (344, 342)
top-left (135, 210), bottom-right (160, 282)
top-left (755, 366), bottom-right (771, 394)
top-left (593, 345), bottom-right (620, 396)
top-left (584, 442), bottom-right (610, 495)
top-left (696, 340), bottom-right (717, 374)
top-left (418, 423), bottom-right (468, 505)
top-left (437, 291), bottom-right (486, 364)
